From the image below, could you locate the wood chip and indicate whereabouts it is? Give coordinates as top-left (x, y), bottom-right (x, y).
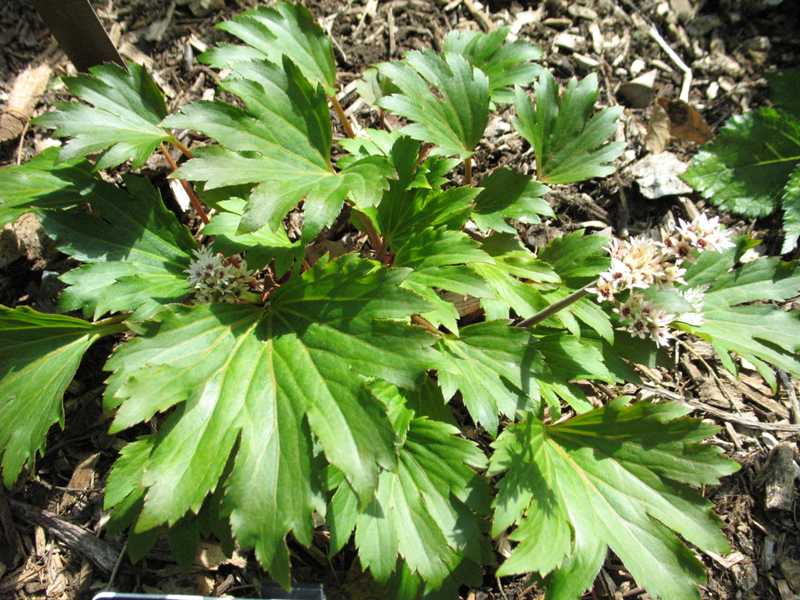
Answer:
top-left (763, 442), bottom-right (798, 511)
top-left (0, 63), bottom-right (52, 143)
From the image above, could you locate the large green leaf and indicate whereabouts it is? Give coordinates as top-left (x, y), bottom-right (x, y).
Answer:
top-left (103, 256), bottom-right (435, 585)
top-left (0, 148), bottom-right (98, 226)
top-left (513, 71), bottom-right (624, 184)
top-left (40, 175), bottom-right (196, 320)
top-left (681, 249), bottom-right (800, 387)
top-left (377, 51), bottom-right (490, 159)
top-left (489, 399), bottom-right (738, 600)
top-left (35, 63), bottom-right (171, 170)
top-left (166, 58), bottom-right (392, 237)
top-left (0, 306), bottom-right (124, 486)
top-left (211, 1), bottom-right (336, 94)
top-left (328, 381), bottom-right (489, 590)
top-left (682, 108), bottom-right (800, 217)
top-left (768, 68), bottom-right (800, 118)
top-left (443, 27), bottom-right (542, 103)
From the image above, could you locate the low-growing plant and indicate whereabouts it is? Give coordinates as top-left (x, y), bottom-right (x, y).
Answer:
top-left (683, 68), bottom-right (800, 253)
top-left (2, 3), bottom-right (799, 598)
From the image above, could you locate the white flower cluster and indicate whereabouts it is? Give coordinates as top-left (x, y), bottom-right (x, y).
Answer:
top-left (590, 213), bottom-right (734, 347)
top-left (186, 246), bottom-right (253, 304)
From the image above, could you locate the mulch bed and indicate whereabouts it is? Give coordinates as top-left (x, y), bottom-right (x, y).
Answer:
top-left (1, 0), bottom-right (800, 598)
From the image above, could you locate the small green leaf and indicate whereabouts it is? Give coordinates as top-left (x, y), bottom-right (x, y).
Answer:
top-left (781, 166), bottom-right (800, 253)
top-left (513, 71), bottom-right (624, 184)
top-left (490, 399), bottom-right (739, 600)
top-left (681, 249), bottom-right (800, 385)
top-left (378, 51), bottom-right (490, 159)
top-left (41, 175), bottom-right (196, 320)
top-left (35, 63), bottom-right (171, 170)
top-left (0, 306), bottom-right (123, 486)
top-left (682, 108), bottom-right (800, 217)
top-left (0, 148), bottom-right (98, 226)
top-left (213, 1), bottom-right (337, 94)
top-left (472, 168), bottom-right (552, 233)
top-left (443, 27), bottom-right (542, 103)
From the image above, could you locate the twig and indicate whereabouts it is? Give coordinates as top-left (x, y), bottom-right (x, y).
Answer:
top-left (778, 370), bottom-right (800, 425)
top-left (159, 143), bottom-right (209, 224)
top-left (647, 24), bottom-right (692, 102)
top-left (516, 285), bottom-right (591, 328)
top-left (9, 499), bottom-right (121, 573)
top-left (105, 540), bottom-right (127, 590)
top-left (686, 400), bottom-right (800, 433)
top-left (464, 156), bottom-right (473, 185)
top-left (463, 0), bottom-right (494, 32)
top-left (15, 119), bottom-right (30, 164)
top-left (678, 339), bottom-right (741, 412)
top-left (330, 94), bottom-right (356, 138)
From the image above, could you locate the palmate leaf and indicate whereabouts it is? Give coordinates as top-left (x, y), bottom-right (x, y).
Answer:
top-left (443, 27), bottom-right (542, 104)
top-left (0, 306), bottom-right (124, 486)
top-left (489, 398), bottom-right (738, 600)
top-left (103, 256), bottom-right (435, 586)
top-left (767, 68), bottom-right (800, 118)
top-left (377, 51), bottom-right (490, 159)
top-left (682, 108), bottom-right (800, 218)
top-left (680, 248), bottom-right (800, 388)
top-left (209, 0), bottom-right (336, 94)
top-left (514, 71), bottom-right (624, 184)
top-left (35, 63), bottom-right (171, 170)
top-left (41, 175), bottom-right (196, 320)
top-left (328, 381), bottom-right (489, 593)
top-left (435, 322), bottom-right (624, 435)
top-left (166, 57), bottom-right (393, 237)
top-left (0, 148), bottom-right (98, 226)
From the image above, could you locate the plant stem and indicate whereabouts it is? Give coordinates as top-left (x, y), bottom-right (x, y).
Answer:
top-left (159, 143), bottom-right (209, 224)
top-left (170, 137), bottom-right (194, 159)
top-left (516, 284), bottom-right (591, 328)
top-left (352, 210), bottom-right (388, 263)
top-left (330, 94), bottom-right (356, 139)
top-left (411, 314), bottom-right (441, 336)
top-left (464, 156), bottom-right (473, 185)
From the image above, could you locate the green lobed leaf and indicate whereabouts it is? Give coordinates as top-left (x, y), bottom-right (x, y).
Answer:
top-left (682, 107), bottom-right (800, 217)
top-left (472, 168), bottom-right (552, 233)
top-left (513, 71), bottom-right (624, 184)
top-left (0, 306), bottom-right (124, 486)
top-left (443, 26), bottom-right (542, 104)
top-left (768, 68), bottom-right (800, 118)
top-left (211, 1), bottom-right (337, 94)
top-left (329, 382), bottom-right (489, 590)
top-left (377, 51), bottom-right (490, 159)
top-left (34, 63), bottom-right (171, 170)
top-left (489, 398), bottom-right (739, 600)
top-left (41, 175), bottom-right (196, 320)
top-left (166, 58), bottom-right (393, 238)
top-left (103, 256), bottom-right (436, 586)
top-left (681, 249), bottom-right (800, 386)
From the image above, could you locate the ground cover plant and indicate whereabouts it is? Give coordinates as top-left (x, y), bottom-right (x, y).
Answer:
top-left (2, 2), bottom-right (800, 599)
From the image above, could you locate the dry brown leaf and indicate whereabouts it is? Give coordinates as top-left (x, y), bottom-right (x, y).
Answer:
top-left (645, 100), bottom-right (672, 153)
top-left (0, 63), bottom-right (52, 143)
top-left (657, 96), bottom-right (713, 144)
top-left (60, 452), bottom-right (99, 511)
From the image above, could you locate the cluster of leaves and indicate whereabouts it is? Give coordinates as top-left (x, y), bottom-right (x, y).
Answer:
top-left (683, 68), bottom-right (800, 253)
top-left (6, 2), bottom-right (800, 599)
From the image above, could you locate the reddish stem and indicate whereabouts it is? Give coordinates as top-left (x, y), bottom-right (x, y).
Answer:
top-left (331, 94), bottom-right (356, 139)
top-left (159, 143), bottom-right (209, 224)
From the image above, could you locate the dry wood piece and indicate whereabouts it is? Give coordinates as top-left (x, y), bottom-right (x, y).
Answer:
top-left (0, 64), bottom-right (52, 143)
top-left (9, 499), bottom-right (120, 573)
top-left (762, 442), bottom-right (798, 512)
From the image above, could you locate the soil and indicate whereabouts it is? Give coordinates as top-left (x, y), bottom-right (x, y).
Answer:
top-left (1, 0), bottom-right (800, 599)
